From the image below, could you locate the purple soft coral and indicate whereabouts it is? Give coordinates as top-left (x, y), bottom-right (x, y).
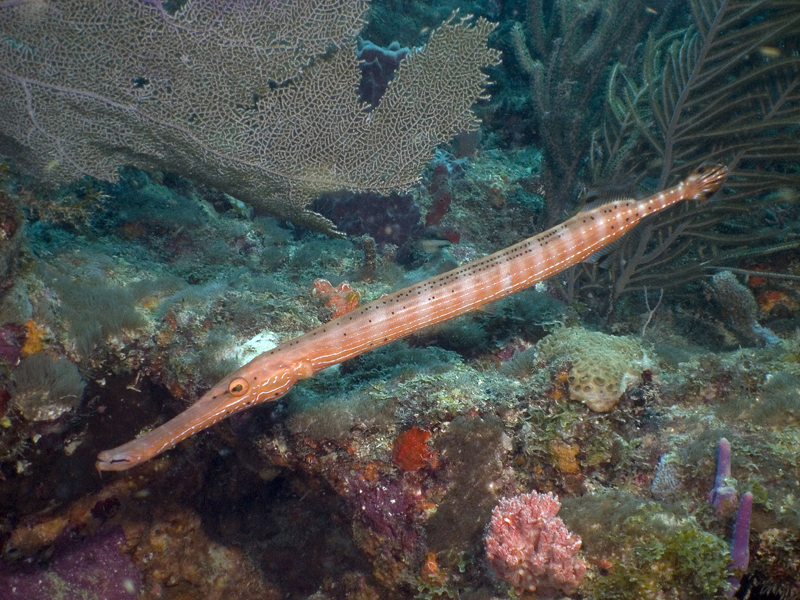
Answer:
top-left (727, 491), bottom-right (753, 596)
top-left (708, 438), bottom-right (738, 516)
top-left (0, 526), bottom-right (141, 600)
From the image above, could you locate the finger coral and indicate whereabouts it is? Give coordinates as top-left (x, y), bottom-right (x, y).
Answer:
top-left (485, 490), bottom-right (586, 596)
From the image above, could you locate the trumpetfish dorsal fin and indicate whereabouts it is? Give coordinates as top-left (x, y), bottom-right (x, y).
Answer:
top-left (96, 164), bottom-right (727, 471)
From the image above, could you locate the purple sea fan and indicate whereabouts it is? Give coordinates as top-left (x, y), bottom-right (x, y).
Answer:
top-left (485, 490), bottom-right (586, 596)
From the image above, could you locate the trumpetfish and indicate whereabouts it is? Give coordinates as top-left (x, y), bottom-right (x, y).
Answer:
top-left (97, 164), bottom-right (727, 471)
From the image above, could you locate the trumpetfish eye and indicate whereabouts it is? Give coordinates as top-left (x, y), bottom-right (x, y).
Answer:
top-left (228, 378), bottom-right (249, 395)
top-left (96, 164), bottom-right (727, 471)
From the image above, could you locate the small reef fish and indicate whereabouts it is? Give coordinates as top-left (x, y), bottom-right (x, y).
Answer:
top-left (96, 164), bottom-right (728, 471)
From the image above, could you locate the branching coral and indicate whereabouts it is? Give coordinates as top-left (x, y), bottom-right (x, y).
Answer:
top-left (509, 0), bottom-right (658, 226)
top-left (579, 0), bottom-right (800, 308)
top-left (501, 0), bottom-right (800, 312)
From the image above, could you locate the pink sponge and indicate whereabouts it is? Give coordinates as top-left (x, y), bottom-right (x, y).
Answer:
top-left (485, 490), bottom-right (586, 596)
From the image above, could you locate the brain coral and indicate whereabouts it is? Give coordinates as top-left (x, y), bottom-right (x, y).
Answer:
top-left (535, 328), bottom-right (651, 412)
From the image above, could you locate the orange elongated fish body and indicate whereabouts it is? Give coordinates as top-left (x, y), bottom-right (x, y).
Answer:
top-left (96, 165), bottom-right (727, 471)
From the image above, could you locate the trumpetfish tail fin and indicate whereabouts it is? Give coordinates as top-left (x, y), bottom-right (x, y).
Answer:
top-left (96, 164), bottom-right (727, 471)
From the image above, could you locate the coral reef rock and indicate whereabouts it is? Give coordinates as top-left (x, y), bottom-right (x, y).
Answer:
top-left (0, 526), bottom-right (140, 600)
top-left (10, 353), bottom-right (85, 421)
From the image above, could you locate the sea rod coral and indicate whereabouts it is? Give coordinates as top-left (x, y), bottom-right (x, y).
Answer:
top-left (485, 490), bottom-right (586, 596)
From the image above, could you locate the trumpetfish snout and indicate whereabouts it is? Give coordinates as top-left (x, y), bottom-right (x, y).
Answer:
top-left (97, 164), bottom-right (727, 471)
